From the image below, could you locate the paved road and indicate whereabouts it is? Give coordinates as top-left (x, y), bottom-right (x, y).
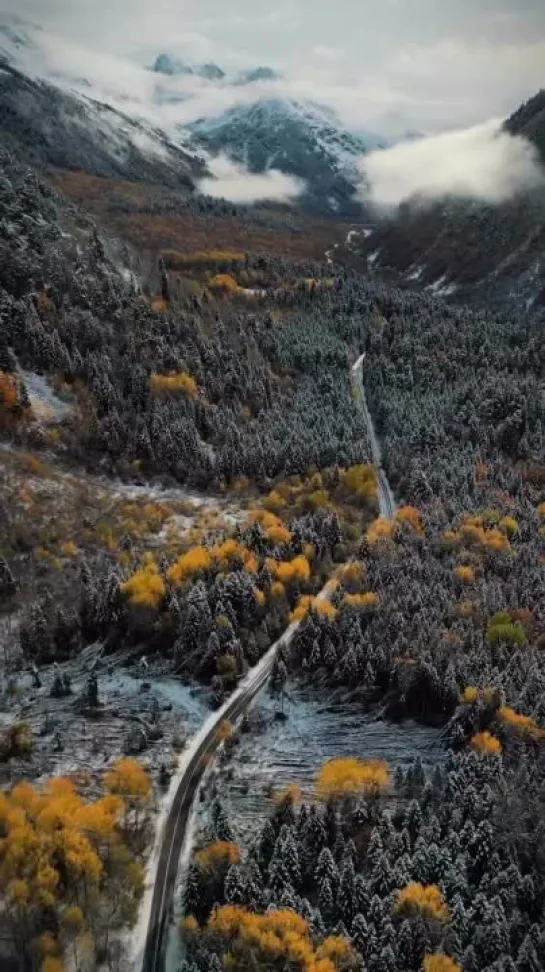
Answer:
top-left (142, 584), bottom-right (336, 972)
top-left (351, 354), bottom-right (396, 518)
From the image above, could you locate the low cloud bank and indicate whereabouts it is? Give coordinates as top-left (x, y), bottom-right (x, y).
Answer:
top-left (360, 119), bottom-right (544, 208)
top-left (197, 154), bottom-right (305, 204)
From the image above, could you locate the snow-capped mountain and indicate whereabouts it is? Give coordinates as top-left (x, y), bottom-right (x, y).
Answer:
top-left (0, 58), bottom-right (203, 189)
top-left (152, 53), bottom-right (280, 86)
top-left (0, 19), bottom-right (386, 213)
top-left (188, 99), bottom-right (384, 214)
top-left (152, 53), bottom-right (226, 81)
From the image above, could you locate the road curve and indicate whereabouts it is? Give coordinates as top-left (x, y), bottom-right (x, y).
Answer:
top-left (141, 579), bottom-right (337, 972)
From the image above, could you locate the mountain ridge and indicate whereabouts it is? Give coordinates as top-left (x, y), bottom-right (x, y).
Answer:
top-left (350, 92), bottom-right (545, 308)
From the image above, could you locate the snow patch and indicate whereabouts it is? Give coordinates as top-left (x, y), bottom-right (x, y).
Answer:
top-left (406, 264), bottom-right (424, 281)
top-left (427, 275), bottom-right (458, 297)
top-left (20, 370), bottom-right (72, 420)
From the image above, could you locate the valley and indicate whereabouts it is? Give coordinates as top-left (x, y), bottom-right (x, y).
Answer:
top-left (0, 14), bottom-right (545, 972)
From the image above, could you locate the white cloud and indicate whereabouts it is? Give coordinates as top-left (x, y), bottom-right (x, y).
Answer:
top-left (313, 45), bottom-right (342, 61)
top-left (360, 120), bottom-right (544, 208)
top-left (1, 7), bottom-right (545, 148)
top-left (197, 154), bottom-right (305, 203)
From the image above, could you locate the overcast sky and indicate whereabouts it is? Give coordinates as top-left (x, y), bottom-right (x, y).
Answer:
top-left (3, 0), bottom-right (545, 134)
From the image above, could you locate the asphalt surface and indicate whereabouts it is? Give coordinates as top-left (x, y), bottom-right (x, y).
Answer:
top-left (351, 354), bottom-right (397, 518)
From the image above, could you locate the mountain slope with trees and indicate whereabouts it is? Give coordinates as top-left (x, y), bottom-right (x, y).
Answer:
top-left (353, 90), bottom-right (545, 309)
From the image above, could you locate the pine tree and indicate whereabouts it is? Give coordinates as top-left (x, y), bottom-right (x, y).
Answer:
top-left (0, 557), bottom-right (16, 598)
top-left (184, 864), bottom-right (203, 918)
top-left (516, 935), bottom-right (541, 972)
top-left (211, 798), bottom-right (234, 841)
top-left (318, 877), bottom-right (336, 926)
top-left (352, 913), bottom-right (370, 959)
top-left (224, 865), bottom-right (246, 905)
top-left (315, 847), bottom-right (339, 890)
top-left (258, 820), bottom-right (277, 872)
top-left (366, 829), bottom-right (384, 872)
top-left (85, 672), bottom-right (100, 708)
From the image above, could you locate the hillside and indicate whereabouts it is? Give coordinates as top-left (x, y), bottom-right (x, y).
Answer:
top-left (351, 91), bottom-right (545, 308)
top-left (0, 59), bottom-right (202, 188)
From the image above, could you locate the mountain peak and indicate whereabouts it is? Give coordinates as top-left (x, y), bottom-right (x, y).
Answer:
top-left (152, 53), bottom-right (225, 81)
top-left (236, 66), bottom-right (281, 85)
top-left (152, 52), bottom-right (193, 76)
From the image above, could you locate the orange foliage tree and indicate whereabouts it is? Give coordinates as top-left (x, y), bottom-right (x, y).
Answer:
top-left (424, 955), bottom-right (462, 972)
top-left (206, 906), bottom-right (358, 972)
top-left (104, 757), bottom-right (153, 831)
top-left (395, 883), bottom-right (450, 921)
top-left (0, 770), bottom-right (146, 968)
top-left (341, 464), bottom-right (378, 505)
top-left (498, 706), bottom-right (543, 738)
top-left (395, 505), bottom-right (424, 532)
top-left (121, 558), bottom-right (166, 608)
top-left (168, 546), bottom-right (212, 586)
top-left (343, 592), bottom-right (380, 611)
top-left (150, 371), bottom-right (198, 399)
top-left (291, 596), bottom-right (338, 623)
top-left (266, 555), bottom-right (311, 585)
top-left (316, 758), bottom-right (390, 801)
top-left (454, 565), bottom-right (476, 584)
top-left (470, 731), bottom-right (502, 755)
top-left (367, 517), bottom-right (395, 545)
top-left (195, 841), bottom-right (240, 874)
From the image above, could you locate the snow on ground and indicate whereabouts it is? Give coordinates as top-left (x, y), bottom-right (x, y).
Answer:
top-left (20, 370), bottom-right (73, 421)
top-left (0, 655), bottom-right (209, 787)
top-left (202, 684), bottom-right (444, 844)
top-left (426, 275), bottom-right (458, 297)
top-left (406, 264), bottom-right (424, 281)
top-left (128, 641), bottom-right (281, 971)
top-left (367, 249), bottom-right (381, 268)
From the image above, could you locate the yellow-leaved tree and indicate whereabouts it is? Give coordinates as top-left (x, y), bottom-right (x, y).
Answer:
top-left (0, 768), bottom-right (147, 970)
top-left (104, 757), bottom-right (153, 834)
top-left (205, 905), bottom-right (358, 972)
top-left (316, 758), bottom-right (390, 801)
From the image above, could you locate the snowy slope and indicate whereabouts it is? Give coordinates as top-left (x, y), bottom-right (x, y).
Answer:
top-left (189, 98), bottom-right (382, 214)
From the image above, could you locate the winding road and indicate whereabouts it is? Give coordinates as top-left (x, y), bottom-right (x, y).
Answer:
top-left (351, 354), bottom-right (396, 518)
top-left (140, 352), bottom-right (395, 972)
top-left (141, 582), bottom-right (337, 972)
